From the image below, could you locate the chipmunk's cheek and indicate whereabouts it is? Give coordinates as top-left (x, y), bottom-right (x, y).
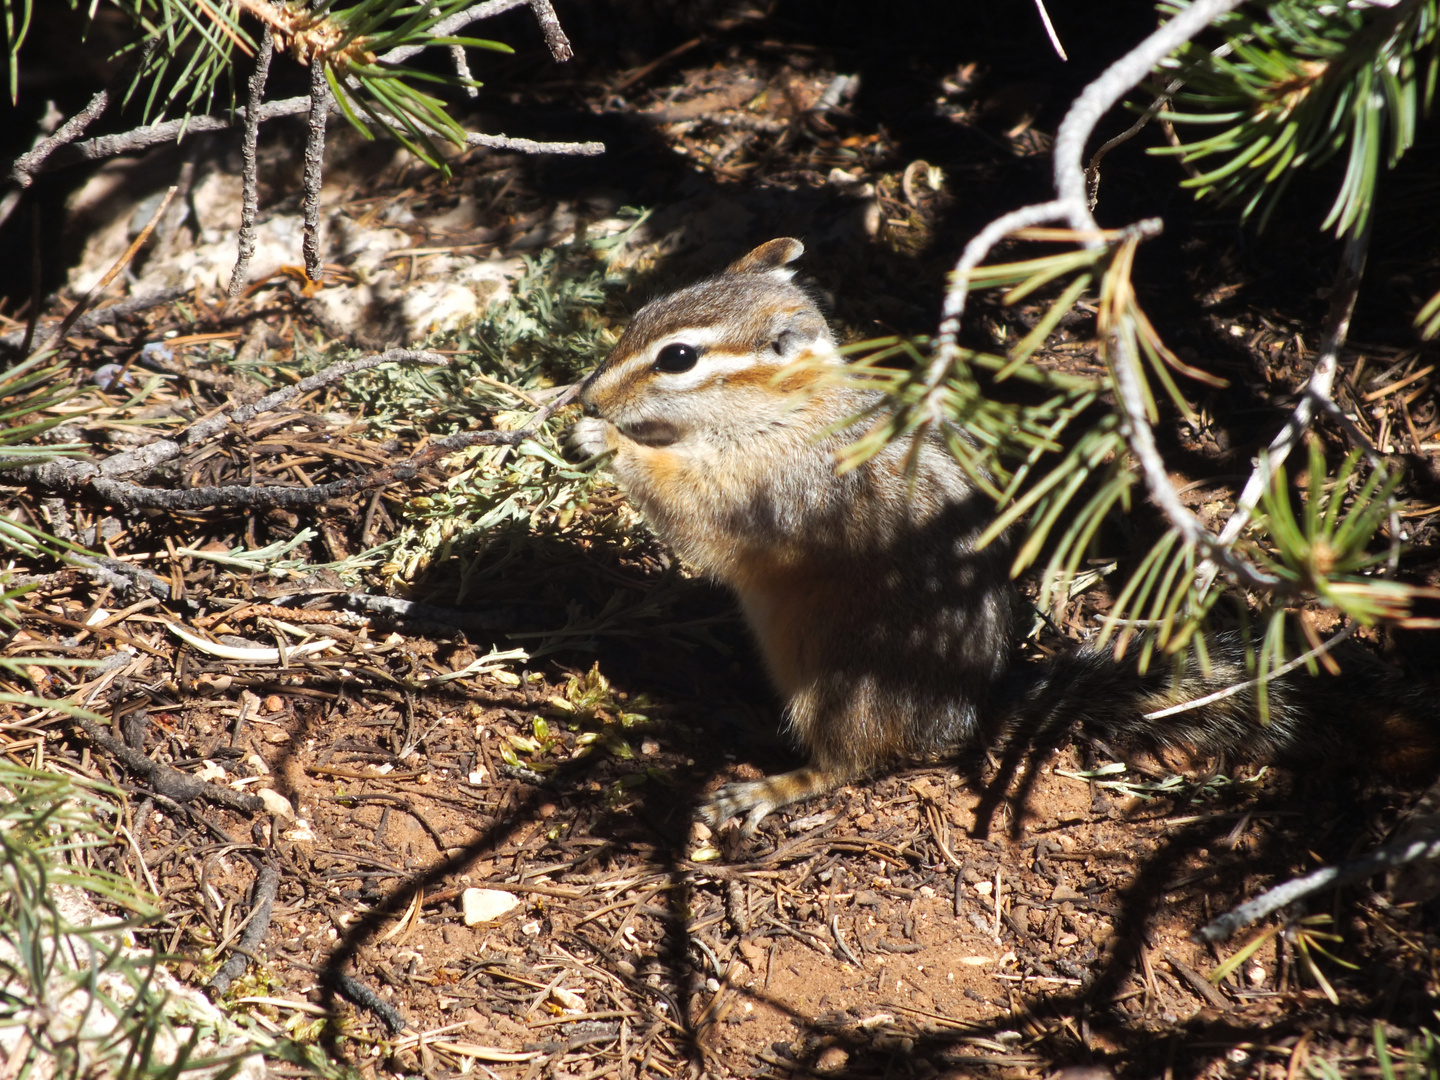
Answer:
top-left (617, 419), bottom-right (681, 447)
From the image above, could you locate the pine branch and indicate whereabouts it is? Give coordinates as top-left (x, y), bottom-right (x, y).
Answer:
top-left (22, 0), bottom-right (602, 182)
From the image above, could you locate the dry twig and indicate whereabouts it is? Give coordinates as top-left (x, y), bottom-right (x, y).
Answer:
top-left (0, 287), bottom-right (191, 354)
top-left (301, 57), bottom-right (330, 283)
top-left (230, 26), bottom-right (276, 298)
top-left (32, 186), bottom-right (178, 361)
top-left (76, 716), bottom-right (266, 813)
top-left (1198, 832), bottom-right (1440, 943)
top-left (207, 864), bottom-right (282, 995)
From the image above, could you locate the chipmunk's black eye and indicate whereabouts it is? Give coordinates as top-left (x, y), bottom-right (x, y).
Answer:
top-left (654, 343), bottom-right (699, 373)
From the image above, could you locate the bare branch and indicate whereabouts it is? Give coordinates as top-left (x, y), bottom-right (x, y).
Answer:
top-left (449, 42), bottom-right (479, 99)
top-left (11, 89), bottom-right (111, 190)
top-left (67, 552), bottom-right (174, 601)
top-left (49, 104), bottom-right (299, 168)
top-left (34, 2), bottom-right (594, 178)
top-left (230, 26), bottom-right (276, 298)
top-left (1051, 0), bottom-right (1249, 236)
top-left (301, 57), bottom-right (330, 283)
top-left (929, 199), bottom-right (1070, 401)
top-left (1106, 327), bottom-right (1279, 590)
top-left (5, 38), bottom-right (156, 211)
top-left (1085, 79), bottom-right (1184, 206)
top-left (47, 90), bottom-right (603, 171)
top-left (386, 0), bottom-right (530, 64)
top-left (1194, 221), bottom-right (1372, 594)
top-left (526, 0), bottom-right (574, 62)
top-left (1041, 0), bottom-right (1278, 590)
top-left (464, 131), bottom-right (603, 155)
top-left (1198, 832), bottom-right (1440, 943)
top-left (76, 714), bottom-right (266, 813)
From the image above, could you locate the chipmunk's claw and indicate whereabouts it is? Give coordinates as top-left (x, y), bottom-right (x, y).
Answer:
top-left (700, 780), bottom-right (780, 837)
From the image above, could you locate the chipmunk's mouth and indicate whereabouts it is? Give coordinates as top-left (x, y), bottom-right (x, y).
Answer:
top-left (618, 419), bottom-right (680, 447)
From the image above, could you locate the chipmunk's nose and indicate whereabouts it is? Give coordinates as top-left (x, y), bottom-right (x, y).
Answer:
top-left (581, 400), bottom-right (600, 417)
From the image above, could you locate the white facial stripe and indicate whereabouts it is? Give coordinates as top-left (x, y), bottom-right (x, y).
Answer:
top-left (605, 326), bottom-right (775, 392)
top-left (647, 327), bottom-right (727, 353)
top-left (654, 350), bottom-right (772, 391)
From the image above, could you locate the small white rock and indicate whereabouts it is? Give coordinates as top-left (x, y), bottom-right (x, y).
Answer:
top-left (257, 788), bottom-right (295, 820)
top-left (550, 987), bottom-right (584, 1012)
top-left (281, 818), bottom-right (316, 842)
top-left (195, 760), bottom-right (227, 783)
top-left (462, 888), bottom-right (521, 926)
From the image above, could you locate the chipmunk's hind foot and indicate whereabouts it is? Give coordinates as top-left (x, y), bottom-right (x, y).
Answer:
top-left (701, 765), bottom-right (846, 836)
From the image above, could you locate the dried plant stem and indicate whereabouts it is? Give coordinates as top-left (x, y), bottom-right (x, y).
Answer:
top-left (230, 27), bottom-right (276, 298)
top-left (1142, 622), bottom-right (1357, 720)
top-left (1050, 0), bottom-right (1248, 231)
top-left (31, 186), bottom-right (178, 361)
top-left (1032, 0), bottom-right (1068, 61)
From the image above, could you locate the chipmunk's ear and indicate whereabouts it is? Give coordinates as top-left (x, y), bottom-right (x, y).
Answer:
top-left (771, 308), bottom-right (826, 359)
top-left (728, 238), bottom-right (805, 278)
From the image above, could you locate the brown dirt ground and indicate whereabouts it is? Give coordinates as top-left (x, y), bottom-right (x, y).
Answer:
top-left (6, 4), bottom-right (1440, 1079)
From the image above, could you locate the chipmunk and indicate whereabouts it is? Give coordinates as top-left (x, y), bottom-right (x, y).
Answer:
top-left (570, 238), bottom-right (1440, 834)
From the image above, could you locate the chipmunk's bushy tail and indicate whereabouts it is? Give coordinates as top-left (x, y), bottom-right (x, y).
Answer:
top-left (998, 632), bottom-right (1440, 778)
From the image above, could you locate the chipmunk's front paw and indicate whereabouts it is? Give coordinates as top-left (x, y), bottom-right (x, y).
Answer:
top-left (700, 765), bottom-right (843, 839)
top-left (701, 781), bottom-right (780, 838)
top-left (566, 417), bottom-right (613, 461)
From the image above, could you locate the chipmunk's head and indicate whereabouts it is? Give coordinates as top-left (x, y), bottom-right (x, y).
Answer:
top-left (581, 238), bottom-right (839, 448)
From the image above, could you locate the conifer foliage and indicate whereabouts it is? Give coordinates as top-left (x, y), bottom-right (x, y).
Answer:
top-left (875, 0), bottom-right (1440, 676)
